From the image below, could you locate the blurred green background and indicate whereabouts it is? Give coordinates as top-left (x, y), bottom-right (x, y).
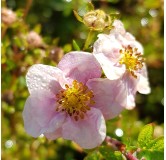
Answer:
top-left (2, 0), bottom-right (164, 159)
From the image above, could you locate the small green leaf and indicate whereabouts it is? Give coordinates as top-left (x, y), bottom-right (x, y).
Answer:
top-left (72, 40), bottom-right (80, 51)
top-left (84, 150), bottom-right (101, 160)
top-left (148, 136), bottom-right (164, 151)
top-left (138, 123), bottom-right (154, 148)
top-left (99, 146), bottom-right (123, 160)
top-left (87, 2), bottom-right (94, 11)
top-left (73, 10), bottom-right (83, 22)
top-left (33, 24), bottom-right (42, 34)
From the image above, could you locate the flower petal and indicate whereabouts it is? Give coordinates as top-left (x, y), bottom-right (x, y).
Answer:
top-left (110, 20), bottom-right (126, 35)
top-left (23, 90), bottom-right (66, 137)
top-left (87, 78), bottom-right (126, 119)
top-left (94, 53), bottom-right (125, 80)
top-left (122, 73), bottom-right (138, 109)
top-left (57, 51), bottom-right (101, 84)
top-left (62, 108), bottom-right (106, 149)
top-left (44, 128), bottom-right (62, 140)
top-left (137, 65), bottom-right (151, 94)
top-left (93, 34), bottom-right (122, 63)
top-left (26, 64), bottom-right (67, 94)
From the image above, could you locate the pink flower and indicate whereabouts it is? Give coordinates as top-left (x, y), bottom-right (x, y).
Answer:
top-left (93, 20), bottom-right (151, 109)
top-left (1, 8), bottom-right (16, 25)
top-left (23, 51), bottom-right (126, 149)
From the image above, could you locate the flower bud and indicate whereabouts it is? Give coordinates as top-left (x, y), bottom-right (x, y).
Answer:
top-left (83, 9), bottom-right (111, 31)
top-left (1, 8), bottom-right (17, 25)
top-left (26, 31), bottom-right (43, 48)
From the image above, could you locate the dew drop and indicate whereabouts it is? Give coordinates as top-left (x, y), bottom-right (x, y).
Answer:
top-left (5, 140), bottom-right (13, 148)
top-left (141, 18), bottom-right (148, 27)
top-left (115, 128), bottom-right (123, 137)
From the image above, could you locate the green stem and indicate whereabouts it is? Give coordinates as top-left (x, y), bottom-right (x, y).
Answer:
top-left (83, 30), bottom-right (95, 51)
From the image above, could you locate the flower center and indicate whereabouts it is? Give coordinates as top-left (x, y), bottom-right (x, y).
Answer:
top-left (119, 45), bottom-right (145, 78)
top-left (56, 80), bottom-right (95, 121)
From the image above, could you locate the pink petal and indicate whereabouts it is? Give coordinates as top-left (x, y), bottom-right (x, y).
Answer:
top-left (124, 32), bottom-right (135, 41)
top-left (121, 73), bottom-right (138, 109)
top-left (87, 78), bottom-right (126, 119)
top-left (23, 90), bottom-right (66, 137)
top-left (94, 53), bottom-right (125, 80)
top-left (110, 20), bottom-right (126, 35)
top-left (26, 64), bottom-right (67, 94)
top-left (137, 65), bottom-right (151, 94)
top-left (93, 34), bottom-right (122, 62)
top-left (62, 108), bottom-right (106, 149)
top-left (44, 128), bottom-right (62, 140)
top-left (57, 51), bottom-right (101, 84)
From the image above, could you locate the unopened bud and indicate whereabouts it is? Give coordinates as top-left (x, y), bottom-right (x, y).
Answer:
top-left (83, 9), bottom-right (111, 31)
top-left (26, 31), bottom-right (43, 48)
top-left (1, 8), bottom-right (17, 25)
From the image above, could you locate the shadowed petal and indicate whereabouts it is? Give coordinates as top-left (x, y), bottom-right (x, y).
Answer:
top-left (57, 51), bottom-right (102, 84)
top-left (122, 73), bottom-right (138, 109)
top-left (87, 78), bottom-right (126, 119)
top-left (44, 128), bottom-right (62, 140)
top-left (94, 53), bottom-right (125, 80)
top-left (62, 108), bottom-right (106, 149)
top-left (23, 90), bottom-right (66, 137)
top-left (137, 65), bottom-right (151, 94)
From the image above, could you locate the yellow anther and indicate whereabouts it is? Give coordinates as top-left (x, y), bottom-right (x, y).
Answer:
top-left (56, 80), bottom-right (95, 121)
top-left (119, 45), bottom-right (145, 78)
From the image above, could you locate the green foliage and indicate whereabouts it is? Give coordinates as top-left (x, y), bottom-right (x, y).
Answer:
top-left (99, 146), bottom-right (123, 160)
top-left (138, 123), bottom-right (154, 148)
top-left (149, 136), bottom-right (164, 151)
top-left (138, 124), bottom-right (164, 151)
top-left (72, 40), bottom-right (81, 51)
top-left (84, 151), bottom-right (101, 160)
top-left (137, 150), bottom-right (164, 160)
top-left (84, 146), bottom-right (124, 160)
top-left (136, 124), bottom-right (164, 160)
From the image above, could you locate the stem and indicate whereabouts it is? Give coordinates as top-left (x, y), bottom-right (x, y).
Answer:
top-left (23, 0), bottom-right (33, 19)
top-left (83, 30), bottom-right (95, 51)
top-left (1, 26), bottom-right (8, 39)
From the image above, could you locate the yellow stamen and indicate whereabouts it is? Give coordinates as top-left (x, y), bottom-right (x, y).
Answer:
top-left (119, 45), bottom-right (145, 78)
top-left (56, 80), bottom-right (95, 121)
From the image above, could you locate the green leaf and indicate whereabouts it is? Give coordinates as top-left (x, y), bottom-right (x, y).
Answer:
top-left (138, 123), bottom-right (154, 148)
top-left (72, 40), bottom-right (80, 51)
top-left (87, 2), bottom-right (94, 11)
top-left (84, 150), bottom-right (101, 160)
top-left (148, 136), bottom-right (164, 151)
top-left (73, 10), bottom-right (83, 22)
top-left (99, 146), bottom-right (123, 160)
top-left (137, 150), bottom-right (164, 160)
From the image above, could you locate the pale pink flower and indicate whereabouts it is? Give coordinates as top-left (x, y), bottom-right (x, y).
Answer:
top-left (93, 20), bottom-right (151, 109)
top-left (23, 51), bottom-right (126, 149)
top-left (1, 8), bottom-right (16, 25)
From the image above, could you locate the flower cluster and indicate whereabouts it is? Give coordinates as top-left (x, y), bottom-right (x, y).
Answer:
top-left (23, 20), bottom-right (150, 149)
